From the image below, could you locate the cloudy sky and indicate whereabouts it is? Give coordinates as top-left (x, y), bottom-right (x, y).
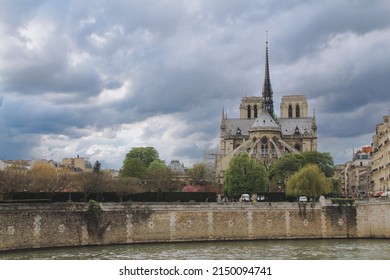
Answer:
top-left (1, 0), bottom-right (390, 170)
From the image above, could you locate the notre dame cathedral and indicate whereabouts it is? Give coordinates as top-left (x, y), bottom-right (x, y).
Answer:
top-left (215, 42), bottom-right (318, 184)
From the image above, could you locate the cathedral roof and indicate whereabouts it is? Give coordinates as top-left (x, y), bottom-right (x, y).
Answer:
top-left (168, 160), bottom-right (185, 174)
top-left (223, 116), bottom-right (315, 137)
top-left (224, 119), bottom-right (254, 136)
top-left (251, 111), bottom-right (279, 130)
top-left (279, 117), bottom-right (313, 136)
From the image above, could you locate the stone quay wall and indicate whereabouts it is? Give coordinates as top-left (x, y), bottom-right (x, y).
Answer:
top-left (1, 201), bottom-right (389, 251)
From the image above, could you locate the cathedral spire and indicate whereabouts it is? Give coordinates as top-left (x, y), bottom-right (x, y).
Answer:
top-left (262, 32), bottom-right (274, 117)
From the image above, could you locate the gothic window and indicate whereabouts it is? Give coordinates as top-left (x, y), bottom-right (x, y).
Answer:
top-left (261, 137), bottom-right (268, 156)
top-left (294, 143), bottom-right (301, 151)
top-left (254, 105), bottom-right (258, 118)
top-left (247, 105), bottom-right (251, 119)
top-left (261, 144), bottom-right (268, 156)
top-left (296, 105), bottom-right (300, 118)
top-left (288, 105), bottom-right (293, 118)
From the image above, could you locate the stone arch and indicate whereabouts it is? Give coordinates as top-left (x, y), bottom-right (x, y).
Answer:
top-left (288, 105), bottom-right (293, 118)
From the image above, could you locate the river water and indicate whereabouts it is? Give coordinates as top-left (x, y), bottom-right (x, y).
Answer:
top-left (1, 239), bottom-right (390, 260)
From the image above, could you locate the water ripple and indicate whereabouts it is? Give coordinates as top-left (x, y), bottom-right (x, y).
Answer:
top-left (1, 239), bottom-right (390, 260)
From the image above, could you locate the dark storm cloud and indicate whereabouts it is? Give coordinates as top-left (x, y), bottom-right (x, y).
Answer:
top-left (0, 96), bottom-right (91, 136)
top-left (1, 0), bottom-right (390, 167)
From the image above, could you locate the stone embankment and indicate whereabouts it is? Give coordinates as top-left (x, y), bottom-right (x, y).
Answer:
top-left (1, 200), bottom-right (390, 251)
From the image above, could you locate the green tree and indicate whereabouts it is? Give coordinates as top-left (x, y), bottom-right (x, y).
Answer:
top-left (285, 164), bottom-right (331, 198)
top-left (268, 153), bottom-right (305, 191)
top-left (302, 151), bottom-right (335, 177)
top-left (120, 147), bottom-right (160, 178)
top-left (93, 160), bottom-right (102, 174)
top-left (147, 160), bottom-right (167, 171)
top-left (123, 147), bottom-right (159, 168)
top-left (224, 152), bottom-right (268, 196)
top-left (120, 157), bottom-right (147, 178)
top-left (328, 176), bottom-right (342, 197)
top-left (268, 151), bottom-right (335, 191)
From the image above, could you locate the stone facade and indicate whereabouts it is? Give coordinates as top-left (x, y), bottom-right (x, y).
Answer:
top-left (340, 147), bottom-right (372, 197)
top-left (1, 201), bottom-right (389, 252)
top-left (62, 156), bottom-right (92, 172)
top-left (371, 114), bottom-right (390, 194)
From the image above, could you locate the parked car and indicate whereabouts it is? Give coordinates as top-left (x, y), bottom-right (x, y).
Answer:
top-left (298, 196), bottom-right (308, 202)
top-left (240, 194), bottom-right (251, 202)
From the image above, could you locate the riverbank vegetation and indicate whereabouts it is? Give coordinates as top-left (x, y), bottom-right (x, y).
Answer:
top-left (1, 147), bottom-right (341, 202)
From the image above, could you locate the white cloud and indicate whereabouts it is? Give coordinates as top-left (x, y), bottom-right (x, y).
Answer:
top-left (1, 0), bottom-right (390, 170)
top-left (96, 80), bottom-right (132, 105)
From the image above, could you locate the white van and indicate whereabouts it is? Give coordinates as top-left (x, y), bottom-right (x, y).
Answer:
top-left (298, 196), bottom-right (308, 202)
top-left (240, 194), bottom-right (250, 202)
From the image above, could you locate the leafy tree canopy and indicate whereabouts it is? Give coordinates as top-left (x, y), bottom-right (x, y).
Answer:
top-left (224, 152), bottom-right (268, 196)
top-left (328, 176), bottom-right (342, 197)
top-left (120, 157), bottom-right (147, 179)
top-left (285, 164), bottom-right (331, 197)
top-left (147, 160), bottom-right (167, 171)
top-left (120, 147), bottom-right (160, 179)
top-left (268, 151), bottom-right (335, 189)
top-left (302, 151), bottom-right (334, 177)
top-left (124, 147), bottom-right (160, 168)
top-left (268, 153), bottom-right (305, 186)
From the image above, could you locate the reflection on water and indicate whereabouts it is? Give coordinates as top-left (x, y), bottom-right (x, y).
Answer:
top-left (1, 239), bottom-right (390, 260)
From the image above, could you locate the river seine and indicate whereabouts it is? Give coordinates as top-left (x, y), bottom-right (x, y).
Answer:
top-left (1, 239), bottom-right (390, 260)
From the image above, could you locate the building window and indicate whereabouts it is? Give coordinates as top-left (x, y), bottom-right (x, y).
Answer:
top-left (261, 144), bottom-right (268, 156)
top-left (254, 105), bottom-right (258, 118)
top-left (261, 137), bottom-right (268, 156)
top-left (296, 105), bottom-right (300, 118)
top-left (247, 105), bottom-right (251, 119)
top-left (294, 143), bottom-right (301, 151)
top-left (288, 105), bottom-right (293, 118)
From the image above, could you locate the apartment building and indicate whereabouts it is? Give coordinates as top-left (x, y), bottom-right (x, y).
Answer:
top-left (340, 147), bottom-right (371, 197)
top-left (371, 114), bottom-right (390, 194)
